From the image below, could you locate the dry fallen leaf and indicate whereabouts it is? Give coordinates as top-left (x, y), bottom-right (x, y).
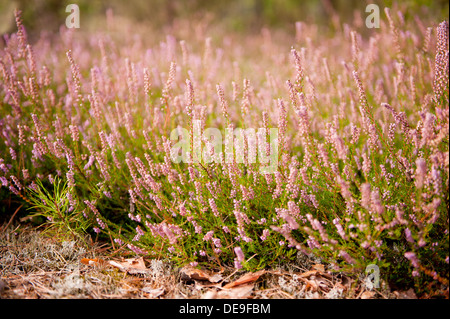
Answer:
top-left (180, 266), bottom-right (223, 283)
top-left (361, 290), bottom-right (376, 299)
top-left (141, 286), bottom-right (165, 298)
top-left (109, 257), bottom-right (148, 274)
top-left (223, 270), bottom-right (265, 289)
top-left (299, 270), bottom-right (319, 278)
top-left (393, 288), bottom-right (417, 299)
top-left (80, 258), bottom-right (107, 266)
top-left (311, 264), bottom-right (325, 272)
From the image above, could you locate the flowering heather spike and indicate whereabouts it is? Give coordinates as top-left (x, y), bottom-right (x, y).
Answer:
top-left (404, 251), bottom-right (420, 269)
top-left (384, 7), bottom-right (402, 58)
top-left (162, 61), bottom-right (176, 102)
top-left (352, 70), bottom-right (371, 117)
top-left (66, 50), bottom-right (83, 110)
top-left (14, 9), bottom-right (27, 57)
top-left (277, 98), bottom-right (287, 152)
top-left (339, 250), bottom-right (355, 264)
top-left (234, 246), bottom-right (245, 262)
top-left (26, 44), bottom-right (36, 77)
top-left (184, 79), bottom-right (194, 118)
top-left (291, 48), bottom-right (304, 89)
top-left (241, 78), bottom-right (251, 115)
top-left (414, 158), bottom-right (427, 189)
top-left (433, 21), bottom-right (449, 102)
top-left (350, 31), bottom-right (360, 67)
top-left (405, 228), bottom-right (414, 243)
top-left (31, 114), bottom-right (43, 140)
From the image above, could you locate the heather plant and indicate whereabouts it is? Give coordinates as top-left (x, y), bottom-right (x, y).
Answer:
top-left (0, 9), bottom-right (448, 295)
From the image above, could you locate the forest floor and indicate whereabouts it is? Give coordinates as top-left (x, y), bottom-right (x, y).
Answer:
top-left (0, 220), bottom-right (418, 300)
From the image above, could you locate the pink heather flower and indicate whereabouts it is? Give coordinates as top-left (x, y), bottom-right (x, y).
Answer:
top-left (114, 238), bottom-right (124, 245)
top-left (128, 213), bottom-right (141, 222)
top-left (291, 48), bottom-right (304, 87)
top-left (66, 169), bottom-right (75, 188)
top-left (277, 98), bottom-right (287, 151)
top-left (333, 218), bottom-right (348, 240)
top-left (260, 229), bottom-right (269, 241)
top-left (212, 238), bottom-right (222, 248)
top-left (257, 218), bottom-right (267, 225)
top-left (414, 158), bottom-right (427, 189)
top-left (362, 152), bottom-right (371, 175)
top-left (361, 241), bottom-right (370, 249)
top-left (127, 244), bottom-right (146, 255)
top-left (69, 124), bottom-right (79, 142)
top-left (309, 194), bottom-right (319, 209)
top-left (280, 210), bottom-right (299, 230)
top-left (404, 252), bottom-right (420, 269)
top-left (28, 181), bottom-right (38, 191)
top-left (0, 177), bottom-right (8, 187)
top-left (209, 198), bottom-right (219, 216)
top-left (128, 188), bottom-right (137, 204)
top-left (84, 200), bottom-right (100, 216)
top-left (203, 230), bottom-right (214, 241)
top-left (404, 228), bottom-right (414, 243)
top-left (83, 155), bottom-right (95, 171)
top-left (431, 166), bottom-right (442, 195)
top-left (194, 224), bottom-right (202, 234)
top-left (10, 175), bottom-right (22, 190)
top-left (31, 113), bottom-right (43, 139)
top-left (96, 153), bottom-right (111, 181)
top-left (234, 246), bottom-right (245, 262)
top-left (370, 188), bottom-right (384, 215)
top-left (93, 227), bottom-right (100, 234)
top-left (241, 78), bottom-right (252, 115)
top-left (395, 208), bottom-right (408, 225)
top-left (317, 143), bottom-right (329, 167)
top-left (216, 83), bottom-right (229, 119)
top-left (162, 224), bottom-right (178, 245)
top-left (339, 250), bottom-right (355, 264)
top-left (22, 169), bottom-right (29, 180)
top-left (9, 148), bottom-right (16, 160)
top-left (306, 236), bottom-right (321, 249)
top-left (350, 123), bottom-right (360, 144)
top-left (96, 218), bottom-right (106, 229)
top-left (222, 226), bottom-right (230, 233)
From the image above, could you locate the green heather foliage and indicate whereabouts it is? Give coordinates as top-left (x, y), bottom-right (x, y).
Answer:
top-left (0, 9), bottom-right (448, 293)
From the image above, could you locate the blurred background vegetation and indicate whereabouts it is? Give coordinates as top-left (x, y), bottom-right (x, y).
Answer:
top-left (1, 0), bottom-right (448, 38)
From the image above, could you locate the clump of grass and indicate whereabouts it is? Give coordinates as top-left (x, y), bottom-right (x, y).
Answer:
top-left (0, 8), bottom-right (448, 296)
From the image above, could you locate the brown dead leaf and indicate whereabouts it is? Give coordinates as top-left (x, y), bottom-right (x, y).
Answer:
top-left (393, 288), bottom-right (417, 299)
top-left (361, 290), bottom-right (376, 299)
top-left (80, 258), bottom-right (107, 266)
top-left (223, 270), bottom-right (265, 289)
top-left (141, 286), bottom-right (165, 298)
top-left (334, 282), bottom-right (348, 292)
top-left (311, 264), bottom-right (325, 272)
top-left (180, 266), bottom-right (223, 283)
top-left (109, 257), bottom-right (148, 274)
top-left (299, 270), bottom-right (319, 278)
